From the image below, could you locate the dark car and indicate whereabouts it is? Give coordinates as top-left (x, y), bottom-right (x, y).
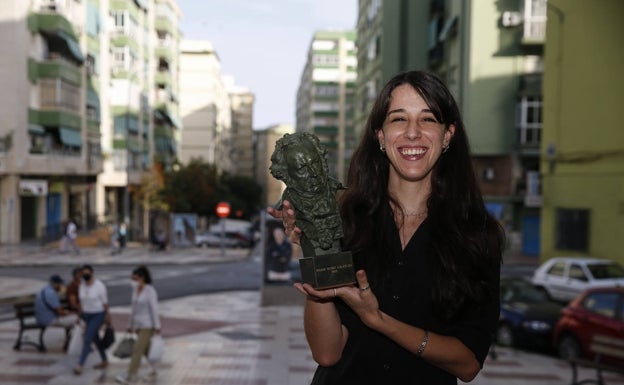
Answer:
top-left (553, 287), bottom-right (624, 366)
top-left (497, 276), bottom-right (564, 351)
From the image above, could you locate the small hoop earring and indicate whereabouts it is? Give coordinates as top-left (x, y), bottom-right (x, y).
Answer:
top-left (442, 145), bottom-right (449, 154)
top-left (380, 144), bottom-right (385, 153)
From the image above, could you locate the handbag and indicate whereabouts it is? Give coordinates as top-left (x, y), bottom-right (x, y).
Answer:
top-left (67, 324), bottom-right (83, 356)
top-left (101, 325), bottom-right (115, 349)
top-left (113, 334), bottom-right (135, 359)
top-left (147, 334), bottom-right (165, 361)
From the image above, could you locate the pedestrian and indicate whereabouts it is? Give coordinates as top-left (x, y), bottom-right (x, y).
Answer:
top-left (74, 265), bottom-right (111, 375)
top-left (34, 274), bottom-right (78, 328)
top-left (110, 222), bottom-right (120, 255)
top-left (65, 218), bottom-right (80, 255)
top-left (118, 222), bottom-right (127, 253)
top-left (115, 265), bottom-right (160, 384)
top-left (65, 267), bottom-right (82, 312)
top-left (270, 70), bottom-right (504, 384)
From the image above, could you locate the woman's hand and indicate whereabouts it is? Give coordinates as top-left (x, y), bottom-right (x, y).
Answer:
top-left (294, 270), bottom-right (382, 329)
top-left (267, 200), bottom-right (302, 244)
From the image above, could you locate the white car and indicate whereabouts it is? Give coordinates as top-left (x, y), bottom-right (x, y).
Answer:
top-left (531, 257), bottom-right (624, 303)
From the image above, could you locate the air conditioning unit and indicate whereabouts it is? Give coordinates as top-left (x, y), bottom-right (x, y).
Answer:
top-left (502, 11), bottom-right (523, 27)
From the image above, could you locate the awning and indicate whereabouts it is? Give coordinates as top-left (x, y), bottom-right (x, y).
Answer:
top-left (134, 0), bottom-right (150, 11)
top-left (153, 109), bottom-right (166, 121)
top-left (157, 109), bottom-right (182, 129)
top-left (44, 29), bottom-right (85, 64)
top-left (28, 124), bottom-right (45, 135)
top-left (169, 114), bottom-right (182, 129)
top-left (59, 127), bottom-right (82, 148)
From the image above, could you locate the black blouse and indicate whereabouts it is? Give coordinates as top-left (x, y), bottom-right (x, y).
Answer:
top-left (310, 217), bottom-right (499, 385)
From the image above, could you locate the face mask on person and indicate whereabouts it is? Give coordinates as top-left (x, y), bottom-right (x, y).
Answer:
top-left (83, 274), bottom-right (92, 282)
top-left (130, 280), bottom-right (139, 289)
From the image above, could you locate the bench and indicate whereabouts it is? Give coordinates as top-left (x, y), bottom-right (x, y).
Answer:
top-left (568, 334), bottom-right (624, 385)
top-left (13, 299), bottom-right (72, 353)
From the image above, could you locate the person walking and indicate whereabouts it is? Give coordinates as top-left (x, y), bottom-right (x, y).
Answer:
top-left (65, 218), bottom-right (80, 255)
top-left (271, 70), bottom-right (504, 384)
top-left (116, 265), bottom-right (161, 384)
top-left (74, 265), bottom-right (111, 375)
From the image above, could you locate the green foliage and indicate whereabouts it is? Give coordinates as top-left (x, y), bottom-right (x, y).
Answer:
top-left (159, 158), bottom-right (262, 219)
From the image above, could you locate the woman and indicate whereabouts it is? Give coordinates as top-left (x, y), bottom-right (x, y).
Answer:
top-left (116, 265), bottom-right (161, 384)
top-left (74, 264), bottom-right (111, 375)
top-left (271, 70), bottom-right (504, 384)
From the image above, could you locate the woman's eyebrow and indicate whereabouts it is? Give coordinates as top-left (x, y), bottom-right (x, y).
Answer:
top-left (387, 108), bottom-right (434, 116)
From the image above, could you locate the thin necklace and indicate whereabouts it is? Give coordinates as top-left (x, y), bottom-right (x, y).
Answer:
top-left (404, 211), bottom-right (427, 217)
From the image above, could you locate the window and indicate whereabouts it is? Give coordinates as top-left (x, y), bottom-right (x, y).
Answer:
top-left (86, 54), bottom-right (96, 76)
top-left (555, 208), bottom-right (589, 251)
top-left (546, 262), bottom-right (566, 277)
top-left (523, 0), bottom-right (547, 40)
top-left (568, 264), bottom-right (588, 282)
top-left (367, 35), bottom-right (380, 61)
top-left (583, 292), bottom-right (619, 319)
top-left (111, 11), bottom-right (125, 33)
top-left (40, 78), bottom-right (80, 112)
top-left (516, 96), bottom-right (542, 146)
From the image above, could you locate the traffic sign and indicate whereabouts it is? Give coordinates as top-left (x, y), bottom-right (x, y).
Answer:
top-left (215, 202), bottom-right (231, 218)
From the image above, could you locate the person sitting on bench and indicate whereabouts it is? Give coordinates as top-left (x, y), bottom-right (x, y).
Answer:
top-left (34, 275), bottom-right (78, 327)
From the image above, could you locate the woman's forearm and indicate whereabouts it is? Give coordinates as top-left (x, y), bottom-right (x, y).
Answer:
top-left (303, 298), bottom-right (348, 367)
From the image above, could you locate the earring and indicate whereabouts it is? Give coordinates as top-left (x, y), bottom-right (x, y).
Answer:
top-left (442, 144), bottom-right (449, 154)
top-left (380, 144), bottom-right (385, 152)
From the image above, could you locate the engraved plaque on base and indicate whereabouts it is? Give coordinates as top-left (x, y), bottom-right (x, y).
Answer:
top-left (299, 251), bottom-right (355, 289)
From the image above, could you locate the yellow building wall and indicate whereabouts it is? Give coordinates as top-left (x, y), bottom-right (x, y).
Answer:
top-left (541, 0), bottom-right (624, 264)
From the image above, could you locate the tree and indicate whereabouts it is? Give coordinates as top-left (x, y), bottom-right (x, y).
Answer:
top-left (217, 173), bottom-right (263, 219)
top-left (160, 158), bottom-right (220, 217)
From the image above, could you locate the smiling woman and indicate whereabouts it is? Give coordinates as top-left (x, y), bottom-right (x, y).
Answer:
top-left (272, 70), bottom-right (505, 385)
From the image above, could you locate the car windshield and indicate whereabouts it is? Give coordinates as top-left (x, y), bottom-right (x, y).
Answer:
top-left (587, 262), bottom-right (624, 279)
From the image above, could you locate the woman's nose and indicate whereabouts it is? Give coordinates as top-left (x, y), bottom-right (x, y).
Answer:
top-left (405, 121), bottom-right (422, 139)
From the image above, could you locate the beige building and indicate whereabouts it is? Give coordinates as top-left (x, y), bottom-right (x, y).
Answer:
top-left (253, 124), bottom-right (294, 207)
top-left (225, 76), bottom-right (255, 178)
top-left (179, 40), bottom-right (232, 171)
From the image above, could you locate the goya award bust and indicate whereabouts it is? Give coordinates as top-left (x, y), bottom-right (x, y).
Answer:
top-left (270, 132), bottom-right (355, 289)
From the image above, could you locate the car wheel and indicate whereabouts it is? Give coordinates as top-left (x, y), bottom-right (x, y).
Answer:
top-left (557, 334), bottom-right (581, 360)
top-left (496, 323), bottom-right (514, 347)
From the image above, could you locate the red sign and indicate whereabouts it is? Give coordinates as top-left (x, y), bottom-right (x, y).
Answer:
top-left (215, 202), bottom-right (231, 218)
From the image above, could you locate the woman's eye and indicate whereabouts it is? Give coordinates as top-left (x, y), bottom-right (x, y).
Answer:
top-left (422, 116), bottom-right (438, 123)
top-left (391, 117), bottom-right (406, 123)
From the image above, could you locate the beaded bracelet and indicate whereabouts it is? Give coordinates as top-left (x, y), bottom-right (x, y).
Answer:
top-left (416, 330), bottom-right (429, 356)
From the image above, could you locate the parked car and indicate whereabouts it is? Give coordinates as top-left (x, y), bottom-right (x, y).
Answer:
top-left (194, 230), bottom-right (251, 248)
top-left (552, 287), bottom-right (624, 366)
top-left (496, 276), bottom-right (564, 351)
top-left (531, 257), bottom-right (624, 303)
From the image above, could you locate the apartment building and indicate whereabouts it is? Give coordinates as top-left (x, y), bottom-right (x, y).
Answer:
top-left (296, 30), bottom-right (357, 183)
top-left (97, 0), bottom-right (182, 241)
top-left (355, 0), bottom-right (547, 257)
top-left (0, 0), bottom-right (182, 244)
top-left (253, 123), bottom-right (294, 208)
top-left (0, 0), bottom-right (102, 243)
top-left (225, 76), bottom-right (255, 178)
top-left (178, 40), bottom-right (232, 172)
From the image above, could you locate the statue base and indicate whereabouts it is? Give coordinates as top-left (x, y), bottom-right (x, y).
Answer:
top-left (299, 251), bottom-right (355, 289)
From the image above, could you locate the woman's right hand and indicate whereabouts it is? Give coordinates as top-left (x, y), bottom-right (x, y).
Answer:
top-left (267, 200), bottom-right (302, 244)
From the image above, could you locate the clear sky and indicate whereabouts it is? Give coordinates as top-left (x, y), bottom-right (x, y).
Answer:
top-left (175, 0), bottom-right (357, 129)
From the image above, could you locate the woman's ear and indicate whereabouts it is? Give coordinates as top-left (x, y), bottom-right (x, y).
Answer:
top-left (444, 124), bottom-right (455, 147)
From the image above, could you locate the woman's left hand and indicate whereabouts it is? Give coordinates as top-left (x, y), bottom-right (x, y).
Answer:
top-left (295, 270), bottom-right (382, 328)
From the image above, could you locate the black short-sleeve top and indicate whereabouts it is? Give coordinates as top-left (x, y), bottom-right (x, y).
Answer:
top-left (310, 217), bottom-right (499, 385)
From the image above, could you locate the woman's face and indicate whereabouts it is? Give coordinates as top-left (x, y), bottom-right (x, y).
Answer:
top-left (377, 84), bottom-right (454, 185)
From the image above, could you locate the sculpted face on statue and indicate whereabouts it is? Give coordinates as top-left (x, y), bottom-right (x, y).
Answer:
top-left (284, 142), bottom-right (326, 195)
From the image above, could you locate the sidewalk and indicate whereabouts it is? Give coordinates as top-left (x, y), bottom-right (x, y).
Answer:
top-left (0, 243), bottom-right (250, 267)
top-left (1, 289), bottom-right (623, 385)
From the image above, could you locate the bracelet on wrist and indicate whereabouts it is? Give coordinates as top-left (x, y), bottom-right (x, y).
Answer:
top-left (416, 330), bottom-right (429, 356)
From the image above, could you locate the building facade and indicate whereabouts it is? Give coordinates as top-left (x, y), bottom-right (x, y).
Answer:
top-left (0, 0), bottom-right (103, 243)
top-left (541, 0), bottom-right (624, 264)
top-left (356, 0), bottom-right (547, 257)
top-left (178, 40), bottom-right (232, 171)
top-left (253, 124), bottom-right (294, 208)
top-left (97, 0), bottom-right (182, 241)
top-left (225, 76), bottom-right (255, 178)
top-left (296, 30), bottom-right (357, 183)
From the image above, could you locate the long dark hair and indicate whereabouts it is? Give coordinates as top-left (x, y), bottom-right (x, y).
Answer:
top-left (340, 70), bottom-right (504, 321)
top-left (133, 265), bottom-right (153, 284)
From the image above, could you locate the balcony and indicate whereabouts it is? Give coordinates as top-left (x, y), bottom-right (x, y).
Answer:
top-left (28, 58), bottom-right (81, 85)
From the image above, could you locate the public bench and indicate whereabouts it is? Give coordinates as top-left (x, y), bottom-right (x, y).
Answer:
top-left (13, 299), bottom-right (72, 352)
top-left (568, 334), bottom-right (624, 385)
